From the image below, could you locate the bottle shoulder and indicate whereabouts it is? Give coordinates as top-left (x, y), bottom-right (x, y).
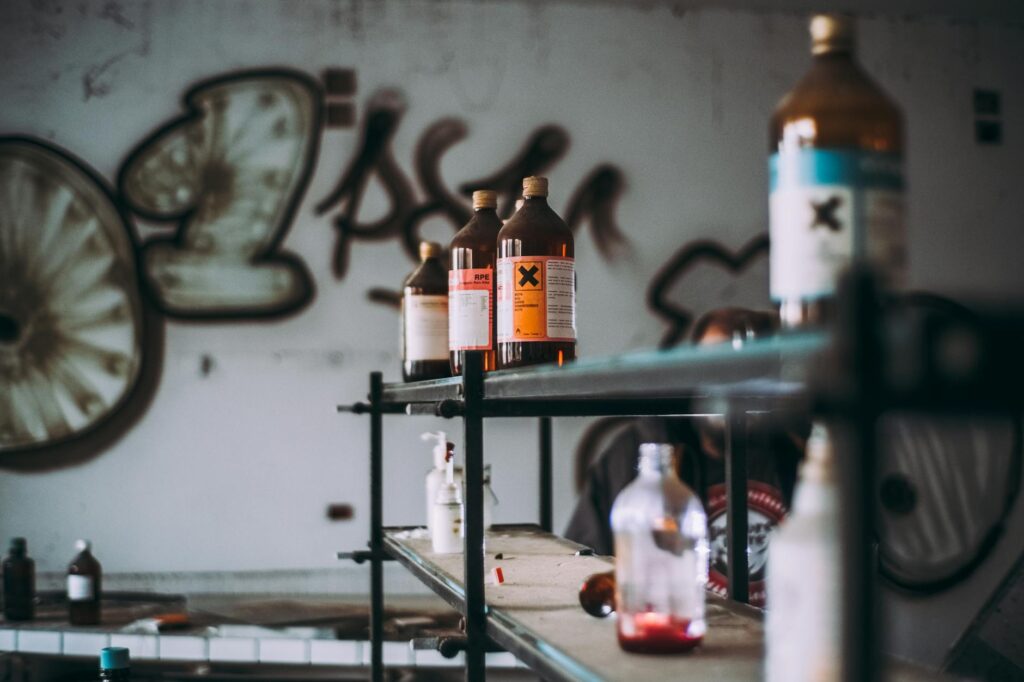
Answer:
top-left (452, 213), bottom-right (502, 250)
top-left (497, 203), bottom-right (573, 253)
top-left (771, 56), bottom-right (903, 152)
top-left (404, 259), bottom-right (448, 292)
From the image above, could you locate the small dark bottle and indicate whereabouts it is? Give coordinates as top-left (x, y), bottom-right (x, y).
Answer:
top-left (402, 241), bottom-right (451, 382)
top-left (449, 190), bottom-right (503, 375)
top-left (496, 177), bottom-right (576, 369)
top-left (68, 539), bottom-right (102, 626)
top-left (99, 646), bottom-right (130, 680)
top-left (2, 537), bottom-right (35, 621)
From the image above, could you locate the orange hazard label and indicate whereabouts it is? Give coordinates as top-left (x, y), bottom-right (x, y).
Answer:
top-left (497, 256), bottom-right (575, 342)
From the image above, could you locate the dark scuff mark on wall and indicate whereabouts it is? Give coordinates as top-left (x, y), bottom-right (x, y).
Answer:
top-left (99, 1), bottom-right (134, 29)
top-left (82, 50), bottom-right (131, 100)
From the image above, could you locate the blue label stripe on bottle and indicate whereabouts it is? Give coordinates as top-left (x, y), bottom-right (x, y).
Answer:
top-left (769, 149), bottom-right (903, 192)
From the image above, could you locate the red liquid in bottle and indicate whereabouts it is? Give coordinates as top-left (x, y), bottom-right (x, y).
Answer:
top-left (617, 612), bottom-right (704, 654)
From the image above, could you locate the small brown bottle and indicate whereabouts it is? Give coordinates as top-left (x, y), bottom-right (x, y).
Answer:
top-left (68, 539), bottom-right (102, 625)
top-left (449, 190), bottom-right (502, 375)
top-left (497, 177), bottom-right (576, 368)
top-left (579, 570), bottom-right (615, 618)
top-left (2, 537), bottom-right (35, 621)
top-left (402, 241), bottom-right (451, 382)
top-left (769, 14), bottom-right (904, 329)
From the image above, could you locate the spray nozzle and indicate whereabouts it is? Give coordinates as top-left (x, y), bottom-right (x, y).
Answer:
top-left (422, 431), bottom-right (448, 469)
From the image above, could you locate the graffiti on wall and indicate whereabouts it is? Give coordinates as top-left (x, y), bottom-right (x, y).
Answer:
top-left (118, 71), bottom-right (322, 319)
top-left (0, 137), bottom-right (163, 468)
top-left (0, 66), bottom-right (641, 467)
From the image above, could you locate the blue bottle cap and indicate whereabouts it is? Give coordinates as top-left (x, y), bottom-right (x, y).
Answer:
top-left (100, 647), bottom-right (130, 670)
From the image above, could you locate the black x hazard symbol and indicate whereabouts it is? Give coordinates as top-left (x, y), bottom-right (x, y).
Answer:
top-left (516, 262), bottom-right (542, 290)
top-left (810, 196), bottom-right (844, 232)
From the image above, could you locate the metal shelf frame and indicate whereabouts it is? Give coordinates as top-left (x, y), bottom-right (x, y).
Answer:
top-left (338, 269), bottom-right (1024, 682)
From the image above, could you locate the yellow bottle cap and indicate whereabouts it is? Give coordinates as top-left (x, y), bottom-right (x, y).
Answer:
top-left (522, 176), bottom-right (549, 198)
top-left (472, 190), bottom-right (498, 210)
top-left (810, 14), bottom-right (855, 55)
top-left (419, 241), bottom-right (442, 260)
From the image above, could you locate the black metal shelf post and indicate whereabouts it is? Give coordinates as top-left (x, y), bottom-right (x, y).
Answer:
top-left (539, 416), bottom-right (553, 533)
top-left (725, 409), bottom-right (749, 604)
top-left (462, 351), bottom-right (487, 681)
top-left (369, 371), bottom-right (384, 682)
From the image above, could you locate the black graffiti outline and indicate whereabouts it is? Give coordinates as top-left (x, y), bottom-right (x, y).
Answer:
top-left (117, 68), bottom-right (323, 320)
top-left (646, 232), bottom-right (771, 349)
top-left (0, 135), bottom-right (165, 471)
top-left (565, 164), bottom-right (629, 260)
top-left (458, 125), bottom-right (570, 219)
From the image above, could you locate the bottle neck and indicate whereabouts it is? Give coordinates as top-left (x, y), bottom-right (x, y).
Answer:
top-left (637, 445), bottom-right (675, 479)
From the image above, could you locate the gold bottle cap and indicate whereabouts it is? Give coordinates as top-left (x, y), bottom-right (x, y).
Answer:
top-left (522, 176), bottom-right (549, 198)
top-left (419, 241), bottom-right (442, 260)
top-left (810, 14), bottom-right (855, 55)
top-left (472, 190), bottom-right (497, 210)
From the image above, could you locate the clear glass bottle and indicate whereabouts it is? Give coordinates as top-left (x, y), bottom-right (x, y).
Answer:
top-left (99, 646), bottom-right (131, 680)
top-left (449, 190), bottom-right (502, 375)
top-left (496, 177), bottom-right (576, 368)
top-left (68, 539), bottom-right (102, 626)
top-left (610, 443), bottom-right (709, 654)
top-left (402, 241), bottom-right (451, 382)
top-left (766, 423), bottom-right (840, 682)
top-left (770, 14), bottom-right (905, 329)
top-left (2, 537), bottom-right (35, 621)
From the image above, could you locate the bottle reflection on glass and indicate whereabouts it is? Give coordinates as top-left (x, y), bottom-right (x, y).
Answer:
top-left (68, 539), bottom-right (102, 626)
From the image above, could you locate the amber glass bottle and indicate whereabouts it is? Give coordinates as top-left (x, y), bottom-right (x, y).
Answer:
top-left (2, 538), bottom-right (35, 621)
top-left (497, 177), bottom-right (576, 368)
top-left (449, 191), bottom-right (502, 375)
top-left (769, 14), bottom-right (904, 329)
top-left (402, 241), bottom-right (451, 382)
top-left (68, 539), bottom-right (102, 625)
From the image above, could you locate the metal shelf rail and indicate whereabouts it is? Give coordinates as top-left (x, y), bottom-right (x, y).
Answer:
top-left (338, 270), bottom-right (1024, 682)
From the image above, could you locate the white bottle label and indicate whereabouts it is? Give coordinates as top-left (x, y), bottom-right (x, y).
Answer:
top-left (769, 149), bottom-right (905, 301)
top-left (431, 502), bottom-right (464, 554)
top-left (403, 294), bottom-right (449, 361)
top-left (448, 269), bottom-right (492, 351)
top-left (67, 575), bottom-right (94, 601)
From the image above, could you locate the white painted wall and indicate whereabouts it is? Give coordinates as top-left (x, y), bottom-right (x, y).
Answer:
top-left (1, 0), bottom-right (1022, 669)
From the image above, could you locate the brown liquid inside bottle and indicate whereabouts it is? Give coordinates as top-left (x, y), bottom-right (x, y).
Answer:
top-left (2, 538), bottom-right (35, 621)
top-left (68, 540), bottom-right (101, 625)
top-left (769, 15), bottom-right (904, 329)
top-left (402, 242), bottom-right (451, 382)
top-left (450, 191), bottom-right (502, 375)
top-left (497, 177), bottom-right (576, 369)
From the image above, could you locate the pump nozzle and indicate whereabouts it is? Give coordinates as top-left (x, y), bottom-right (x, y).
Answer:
top-left (422, 431), bottom-right (448, 470)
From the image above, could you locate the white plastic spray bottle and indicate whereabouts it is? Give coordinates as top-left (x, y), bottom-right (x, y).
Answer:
top-left (766, 422), bottom-right (840, 682)
top-left (431, 442), bottom-right (464, 554)
top-left (423, 432), bottom-right (462, 534)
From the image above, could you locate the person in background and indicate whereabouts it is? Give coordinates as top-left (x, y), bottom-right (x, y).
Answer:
top-left (564, 307), bottom-right (808, 607)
